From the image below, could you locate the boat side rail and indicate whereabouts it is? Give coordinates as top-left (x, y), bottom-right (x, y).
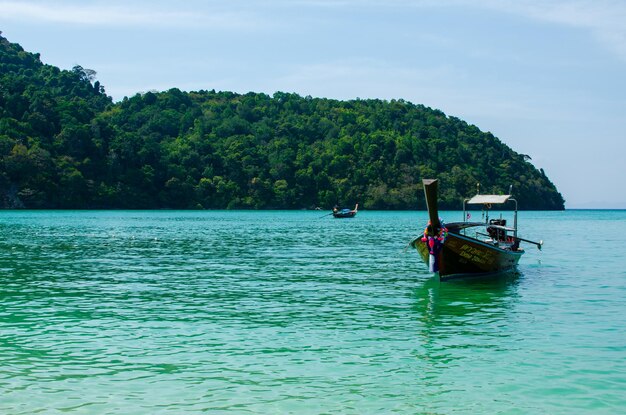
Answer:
top-left (475, 231), bottom-right (495, 243)
top-left (486, 224), bottom-right (516, 232)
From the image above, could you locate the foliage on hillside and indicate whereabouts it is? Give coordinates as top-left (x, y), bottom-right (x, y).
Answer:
top-left (0, 33), bottom-right (112, 207)
top-left (0, 34), bottom-right (564, 209)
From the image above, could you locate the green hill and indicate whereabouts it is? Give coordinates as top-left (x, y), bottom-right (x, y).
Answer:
top-left (0, 34), bottom-right (564, 210)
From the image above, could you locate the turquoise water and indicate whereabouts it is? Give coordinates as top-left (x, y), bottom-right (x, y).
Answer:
top-left (1, 210), bottom-right (624, 414)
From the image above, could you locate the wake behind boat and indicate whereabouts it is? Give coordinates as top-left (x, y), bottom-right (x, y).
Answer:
top-left (410, 179), bottom-right (542, 280)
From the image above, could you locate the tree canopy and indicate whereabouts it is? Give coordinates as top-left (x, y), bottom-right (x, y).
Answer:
top-left (0, 34), bottom-right (564, 210)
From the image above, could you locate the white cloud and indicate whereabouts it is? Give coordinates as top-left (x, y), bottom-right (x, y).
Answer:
top-left (0, 1), bottom-right (260, 29)
top-left (291, 0), bottom-right (626, 62)
top-left (4, 0), bottom-right (624, 62)
top-left (475, 0), bottom-right (626, 62)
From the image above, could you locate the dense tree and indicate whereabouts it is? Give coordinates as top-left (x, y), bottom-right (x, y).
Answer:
top-left (0, 34), bottom-right (564, 210)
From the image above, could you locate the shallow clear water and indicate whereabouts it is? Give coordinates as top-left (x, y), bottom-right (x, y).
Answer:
top-left (1, 210), bottom-right (624, 414)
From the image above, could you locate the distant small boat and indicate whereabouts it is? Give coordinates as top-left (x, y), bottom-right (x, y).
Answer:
top-left (410, 179), bottom-right (542, 280)
top-left (333, 204), bottom-right (358, 218)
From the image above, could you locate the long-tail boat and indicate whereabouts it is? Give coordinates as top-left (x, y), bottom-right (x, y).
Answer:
top-left (409, 179), bottom-right (542, 280)
top-left (332, 204), bottom-right (358, 218)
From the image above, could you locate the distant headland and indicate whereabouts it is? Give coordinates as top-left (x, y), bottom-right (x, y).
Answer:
top-left (0, 34), bottom-right (564, 210)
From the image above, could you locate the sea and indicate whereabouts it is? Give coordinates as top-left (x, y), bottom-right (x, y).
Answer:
top-left (1, 210), bottom-right (624, 414)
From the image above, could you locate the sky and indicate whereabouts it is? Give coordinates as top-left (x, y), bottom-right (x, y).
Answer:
top-left (1, 0), bottom-right (625, 208)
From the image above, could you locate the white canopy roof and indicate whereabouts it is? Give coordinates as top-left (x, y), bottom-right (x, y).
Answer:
top-left (466, 194), bottom-right (511, 205)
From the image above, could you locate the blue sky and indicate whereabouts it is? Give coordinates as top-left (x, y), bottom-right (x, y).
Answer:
top-left (1, 0), bottom-right (625, 208)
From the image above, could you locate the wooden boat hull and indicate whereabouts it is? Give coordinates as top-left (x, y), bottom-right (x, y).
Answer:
top-left (412, 232), bottom-right (524, 280)
top-left (333, 211), bottom-right (357, 218)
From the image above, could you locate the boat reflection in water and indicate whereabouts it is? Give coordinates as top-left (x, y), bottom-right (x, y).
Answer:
top-left (410, 270), bottom-right (523, 408)
top-left (414, 270), bottom-right (522, 324)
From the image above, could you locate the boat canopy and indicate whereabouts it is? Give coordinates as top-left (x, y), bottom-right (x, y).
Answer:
top-left (466, 194), bottom-right (511, 205)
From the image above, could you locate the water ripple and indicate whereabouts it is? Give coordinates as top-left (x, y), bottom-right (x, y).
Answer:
top-left (1, 210), bottom-right (625, 414)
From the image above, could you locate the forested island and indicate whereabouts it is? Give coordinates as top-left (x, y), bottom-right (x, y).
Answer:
top-left (0, 34), bottom-right (564, 210)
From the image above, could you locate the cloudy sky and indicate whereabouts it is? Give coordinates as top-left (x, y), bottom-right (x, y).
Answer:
top-left (1, 0), bottom-right (625, 208)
